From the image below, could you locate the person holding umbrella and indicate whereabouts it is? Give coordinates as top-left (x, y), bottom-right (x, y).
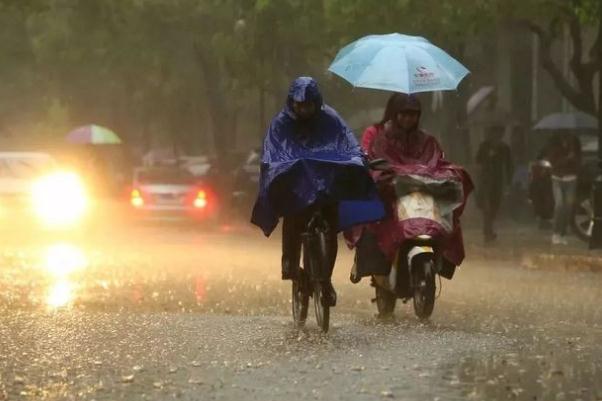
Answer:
top-left (541, 132), bottom-right (582, 245)
top-left (329, 33), bottom-right (473, 280)
top-left (348, 92), bottom-right (473, 281)
top-left (361, 93), bottom-right (442, 164)
top-left (66, 124), bottom-right (123, 197)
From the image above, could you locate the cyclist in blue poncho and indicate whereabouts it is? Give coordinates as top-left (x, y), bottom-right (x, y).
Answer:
top-left (251, 77), bottom-right (384, 305)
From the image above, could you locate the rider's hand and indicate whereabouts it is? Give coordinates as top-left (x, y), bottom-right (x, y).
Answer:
top-left (383, 172), bottom-right (396, 182)
top-left (376, 170), bottom-right (396, 189)
top-left (380, 168), bottom-right (396, 180)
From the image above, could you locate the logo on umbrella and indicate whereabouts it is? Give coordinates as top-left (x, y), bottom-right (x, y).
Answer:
top-left (414, 66), bottom-right (440, 86)
top-left (415, 66), bottom-right (434, 78)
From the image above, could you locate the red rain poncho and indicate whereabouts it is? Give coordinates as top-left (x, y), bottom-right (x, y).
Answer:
top-left (346, 123), bottom-right (473, 268)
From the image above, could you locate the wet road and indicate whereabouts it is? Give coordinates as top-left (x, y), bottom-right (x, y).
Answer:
top-left (0, 220), bottom-right (601, 401)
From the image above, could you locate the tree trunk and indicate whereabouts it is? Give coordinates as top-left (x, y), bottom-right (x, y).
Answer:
top-left (527, 16), bottom-right (601, 116)
top-left (259, 84), bottom-right (266, 138)
top-left (195, 43), bottom-right (234, 158)
top-left (596, 13), bottom-right (602, 162)
top-left (587, 1), bottom-right (602, 249)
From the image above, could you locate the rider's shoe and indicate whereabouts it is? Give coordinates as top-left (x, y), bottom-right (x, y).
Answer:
top-left (281, 260), bottom-right (299, 280)
top-left (322, 280), bottom-right (337, 307)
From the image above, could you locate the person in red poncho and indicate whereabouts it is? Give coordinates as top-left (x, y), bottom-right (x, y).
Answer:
top-left (347, 92), bottom-right (473, 285)
top-left (362, 94), bottom-right (444, 168)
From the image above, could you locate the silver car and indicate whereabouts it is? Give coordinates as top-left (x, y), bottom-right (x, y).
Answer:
top-left (130, 166), bottom-right (218, 222)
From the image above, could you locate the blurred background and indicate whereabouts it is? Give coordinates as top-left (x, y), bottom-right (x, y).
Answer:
top-left (0, 0), bottom-right (598, 174)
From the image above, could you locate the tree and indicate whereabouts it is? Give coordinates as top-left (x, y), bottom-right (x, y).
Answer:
top-left (3, 0), bottom-right (597, 161)
top-left (505, 0), bottom-right (601, 116)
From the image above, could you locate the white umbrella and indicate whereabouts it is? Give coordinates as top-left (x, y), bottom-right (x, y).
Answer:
top-left (533, 111), bottom-right (598, 130)
top-left (466, 86), bottom-right (495, 116)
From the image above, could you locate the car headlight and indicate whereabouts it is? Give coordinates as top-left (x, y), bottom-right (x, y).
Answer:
top-left (31, 171), bottom-right (88, 227)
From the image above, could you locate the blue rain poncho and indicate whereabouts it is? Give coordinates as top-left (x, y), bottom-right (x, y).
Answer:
top-left (251, 77), bottom-right (384, 235)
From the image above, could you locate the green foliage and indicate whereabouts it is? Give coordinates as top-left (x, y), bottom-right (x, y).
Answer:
top-left (0, 0), bottom-right (599, 153)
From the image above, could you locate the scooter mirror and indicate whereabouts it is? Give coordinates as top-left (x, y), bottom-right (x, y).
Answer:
top-left (369, 158), bottom-right (391, 170)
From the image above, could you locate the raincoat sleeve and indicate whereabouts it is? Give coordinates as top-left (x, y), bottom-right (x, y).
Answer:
top-left (344, 122), bottom-right (363, 158)
top-left (361, 126), bottom-right (379, 156)
top-left (261, 118), bottom-right (289, 163)
top-left (324, 104), bottom-right (364, 161)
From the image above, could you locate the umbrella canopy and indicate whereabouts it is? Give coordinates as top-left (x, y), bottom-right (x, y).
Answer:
top-left (328, 33), bottom-right (469, 93)
top-left (66, 125), bottom-right (122, 145)
top-left (533, 112), bottom-right (598, 130)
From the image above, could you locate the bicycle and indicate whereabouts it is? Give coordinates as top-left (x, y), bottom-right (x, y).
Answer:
top-left (291, 207), bottom-right (334, 332)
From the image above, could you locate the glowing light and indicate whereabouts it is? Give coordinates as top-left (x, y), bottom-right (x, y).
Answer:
top-left (131, 189), bottom-right (144, 208)
top-left (31, 171), bottom-right (88, 227)
top-left (194, 198), bottom-right (207, 208)
top-left (46, 280), bottom-right (74, 309)
top-left (43, 243), bottom-right (88, 278)
top-left (194, 190), bottom-right (207, 208)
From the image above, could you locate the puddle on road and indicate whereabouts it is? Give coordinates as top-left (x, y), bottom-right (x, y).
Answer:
top-left (449, 345), bottom-right (602, 401)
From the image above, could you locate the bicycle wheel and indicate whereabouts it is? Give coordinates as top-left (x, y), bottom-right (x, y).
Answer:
top-left (313, 281), bottom-right (330, 332)
top-left (292, 269), bottom-right (309, 327)
top-left (313, 230), bottom-right (331, 332)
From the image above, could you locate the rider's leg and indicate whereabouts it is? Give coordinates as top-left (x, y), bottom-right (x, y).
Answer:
top-left (323, 204), bottom-right (339, 273)
top-left (325, 229), bottom-right (338, 277)
top-left (322, 205), bottom-right (339, 305)
top-left (281, 215), bottom-right (303, 280)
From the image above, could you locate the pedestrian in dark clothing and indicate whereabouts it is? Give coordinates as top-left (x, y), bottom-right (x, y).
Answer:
top-left (542, 132), bottom-right (581, 245)
top-left (475, 125), bottom-right (513, 243)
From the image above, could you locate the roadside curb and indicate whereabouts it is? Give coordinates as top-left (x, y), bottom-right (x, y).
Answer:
top-left (519, 253), bottom-right (602, 273)
top-left (467, 245), bottom-right (602, 273)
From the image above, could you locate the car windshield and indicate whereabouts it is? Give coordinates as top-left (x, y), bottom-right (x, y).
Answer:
top-left (137, 169), bottom-right (197, 185)
top-left (0, 155), bottom-right (54, 179)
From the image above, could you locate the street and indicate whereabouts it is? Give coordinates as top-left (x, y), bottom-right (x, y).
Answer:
top-left (0, 218), bottom-right (600, 401)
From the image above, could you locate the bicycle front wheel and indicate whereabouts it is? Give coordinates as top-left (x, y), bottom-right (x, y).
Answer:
top-left (292, 269), bottom-right (309, 327)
